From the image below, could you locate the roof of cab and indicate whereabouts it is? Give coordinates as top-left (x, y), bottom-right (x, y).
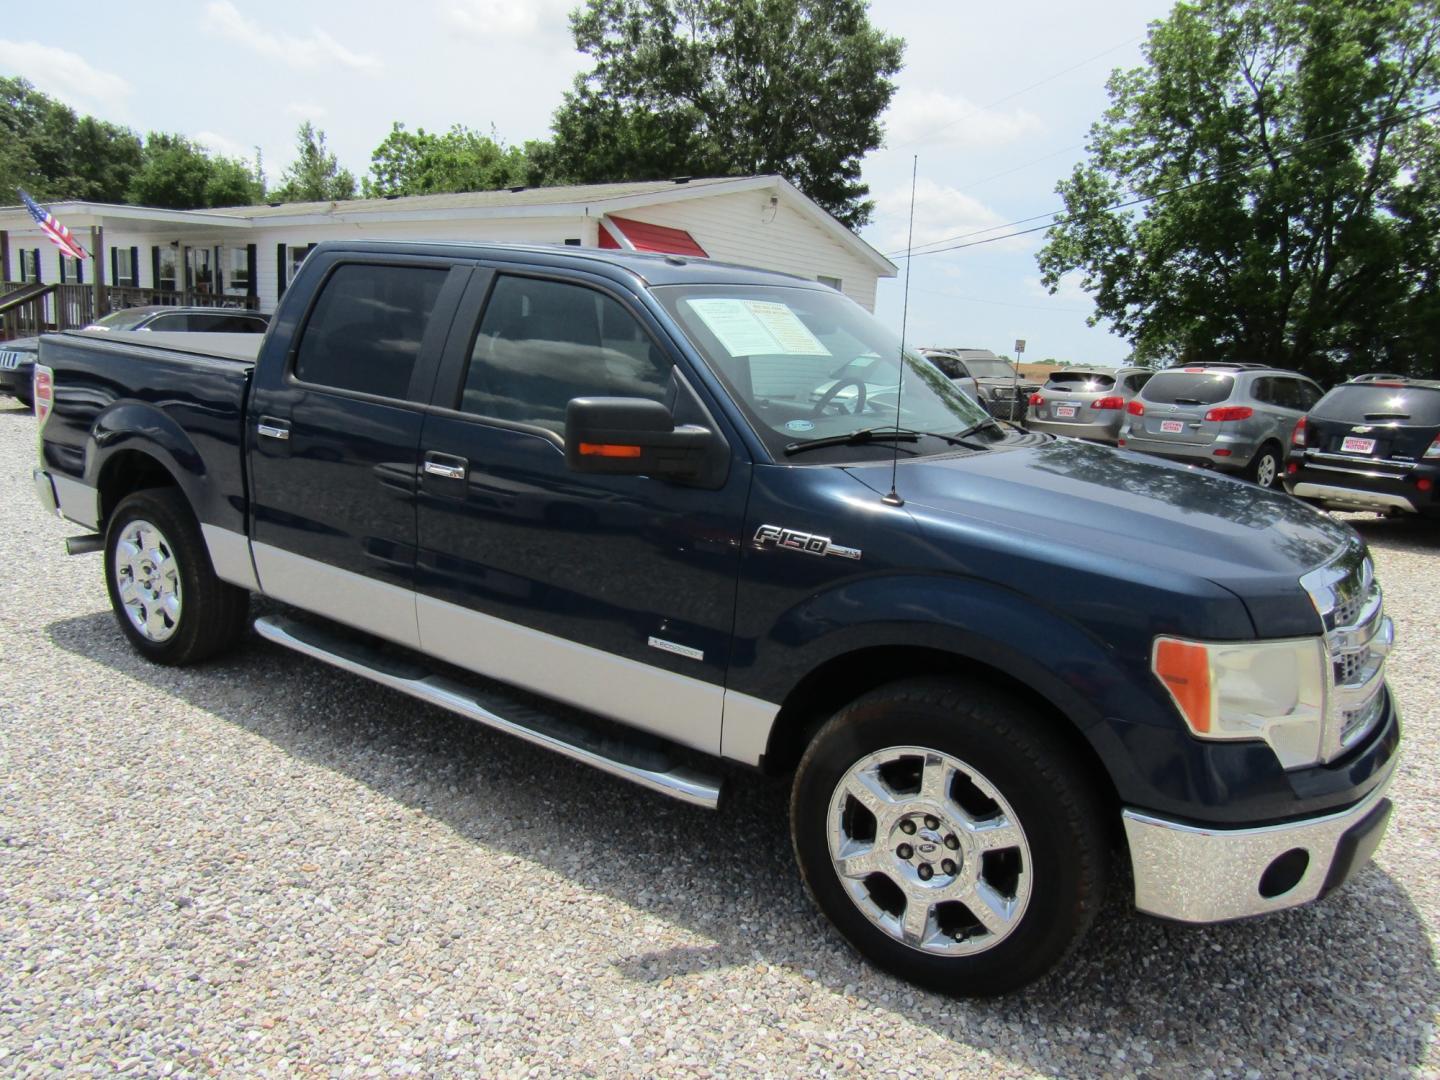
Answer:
top-left (307, 239), bottom-right (831, 293)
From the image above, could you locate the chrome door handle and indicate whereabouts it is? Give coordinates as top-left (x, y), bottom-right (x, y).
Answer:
top-left (423, 460), bottom-right (466, 480)
top-left (257, 420), bottom-right (290, 440)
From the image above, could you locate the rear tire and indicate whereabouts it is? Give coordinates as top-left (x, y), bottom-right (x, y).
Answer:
top-left (790, 679), bottom-right (1107, 997)
top-left (1249, 442), bottom-right (1282, 488)
top-left (103, 488), bottom-right (249, 665)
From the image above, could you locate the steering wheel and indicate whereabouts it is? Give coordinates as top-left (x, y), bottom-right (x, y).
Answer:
top-left (812, 377), bottom-right (868, 417)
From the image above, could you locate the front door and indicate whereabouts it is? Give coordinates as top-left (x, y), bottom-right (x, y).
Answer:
top-left (246, 252), bottom-right (469, 647)
top-left (413, 269), bottom-right (750, 753)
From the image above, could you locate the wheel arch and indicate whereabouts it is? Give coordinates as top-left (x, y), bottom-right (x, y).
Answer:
top-left (761, 643), bottom-right (1120, 823)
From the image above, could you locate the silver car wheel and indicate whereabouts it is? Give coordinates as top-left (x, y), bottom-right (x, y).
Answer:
top-left (1255, 452), bottom-right (1278, 488)
top-left (113, 518), bottom-right (182, 642)
top-left (826, 746), bottom-right (1032, 956)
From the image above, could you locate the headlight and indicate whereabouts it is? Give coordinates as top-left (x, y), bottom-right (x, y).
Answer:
top-left (1152, 636), bottom-right (1328, 769)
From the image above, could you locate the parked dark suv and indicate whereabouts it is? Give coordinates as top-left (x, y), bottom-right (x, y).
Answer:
top-left (1286, 377), bottom-right (1440, 517)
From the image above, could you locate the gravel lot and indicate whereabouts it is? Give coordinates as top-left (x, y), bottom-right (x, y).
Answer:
top-left (0, 397), bottom-right (1436, 1078)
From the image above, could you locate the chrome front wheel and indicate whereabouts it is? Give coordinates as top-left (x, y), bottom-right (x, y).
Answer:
top-left (827, 747), bottom-right (1033, 956)
top-left (113, 518), bottom-right (183, 642)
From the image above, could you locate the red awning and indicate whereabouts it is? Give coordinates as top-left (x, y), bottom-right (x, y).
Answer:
top-left (598, 215), bottom-right (708, 258)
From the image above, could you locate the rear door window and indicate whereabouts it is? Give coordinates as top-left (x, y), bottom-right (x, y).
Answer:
top-left (145, 314), bottom-right (190, 332)
top-left (1142, 372), bottom-right (1235, 405)
top-left (293, 263), bottom-right (448, 400)
top-left (459, 275), bottom-right (672, 435)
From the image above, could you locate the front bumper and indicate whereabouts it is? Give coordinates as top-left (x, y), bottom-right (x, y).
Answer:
top-left (1122, 762), bottom-right (1396, 923)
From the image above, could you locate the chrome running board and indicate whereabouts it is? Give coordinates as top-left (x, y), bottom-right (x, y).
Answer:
top-left (253, 614), bottom-right (723, 809)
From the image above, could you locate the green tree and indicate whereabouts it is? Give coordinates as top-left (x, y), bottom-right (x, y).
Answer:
top-left (1038, 0), bottom-right (1440, 380)
top-left (548, 0), bottom-right (904, 228)
top-left (361, 123), bottom-right (547, 197)
top-left (272, 121), bottom-right (356, 203)
top-left (127, 134), bottom-right (264, 209)
top-left (0, 77), bottom-right (141, 203)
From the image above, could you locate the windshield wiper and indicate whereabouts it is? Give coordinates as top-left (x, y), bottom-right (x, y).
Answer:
top-left (784, 426), bottom-right (922, 456)
top-left (1171, 397), bottom-right (1205, 405)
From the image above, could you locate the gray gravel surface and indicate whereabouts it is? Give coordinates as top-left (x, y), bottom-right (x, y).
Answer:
top-left (0, 397), bottom-right (1435, 1078)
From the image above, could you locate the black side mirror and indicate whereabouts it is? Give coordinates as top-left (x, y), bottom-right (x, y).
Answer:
top-left (564, 397), bottom-right (725, 485)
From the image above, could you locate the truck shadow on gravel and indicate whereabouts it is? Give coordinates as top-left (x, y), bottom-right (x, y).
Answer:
top-left (1342, 513), bottom-right (1440, 553)
top-left (47, 609), bottom-right (1438, 1078)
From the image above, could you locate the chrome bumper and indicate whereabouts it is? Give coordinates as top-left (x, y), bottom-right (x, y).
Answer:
top-left (1290, 481), bottom-right (1417, 514)
top-left (1122, 768), bottom-right (1395, 923)
top-left (32, 468), bottom-right (58, 517)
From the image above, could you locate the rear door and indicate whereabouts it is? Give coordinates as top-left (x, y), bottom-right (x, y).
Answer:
top-left (411, 268), bottom-right (751, 754)
top-left (1138, 371), bottom-right (1235, 442)
top-left (246, 253), bottom-right (469, 647)
top-left (1311, 384), bottom-right (1440, 464)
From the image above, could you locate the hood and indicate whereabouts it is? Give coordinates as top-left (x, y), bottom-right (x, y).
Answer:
top-left (846, 437), bottom-right (1354, 638)
top-left (1, 337), bottom-right (40, 354)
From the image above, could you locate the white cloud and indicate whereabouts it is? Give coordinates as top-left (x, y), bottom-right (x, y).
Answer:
top-left (873, 178), bottom-right (1030, 256)
top-left (285, 102), bottom-right (329, 119)
top-left (885, 88), bottom-right (1043, 151)
top-left (0, 41), bottom-right (131, 112)
top-left (442, 0), bottom-right (575, 40)
top-left (204, 2), bottom-right (380, 70)
top-left (193, 130), bottom-right (252, 161)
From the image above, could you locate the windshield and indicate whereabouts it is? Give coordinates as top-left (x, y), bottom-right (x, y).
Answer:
top-left (962, 357), bottom-right (1016, 379)
top-left (654, 284), bottom-right (995, 460)
top-left (89, 308), bottom-right (155, 330)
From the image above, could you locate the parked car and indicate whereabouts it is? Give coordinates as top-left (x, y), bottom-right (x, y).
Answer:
top-left (1286, 377), bottom-right (1440, 517)
top-left (918, 348), bottom-right (981, 403)
top-left (1119, 362), bottom-right (1324, 487)
top-left (0, 306), bottom-right (269, 408)
top-left (922, 347), bottom-right (1038, 420)
top-left (33, 241), bottom-right (1398, 997)
top-left (1025, 367), bottom-right (1152, 444)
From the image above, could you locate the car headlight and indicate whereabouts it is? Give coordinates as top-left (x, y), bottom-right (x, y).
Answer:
top-left (1152, 636), bottom-right (1328, 769)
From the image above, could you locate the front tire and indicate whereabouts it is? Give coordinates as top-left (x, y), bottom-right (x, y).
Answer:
top-left (790, 679), bottom-right (1107, 996)
top-left (104, 488), bottom-right (249, 665)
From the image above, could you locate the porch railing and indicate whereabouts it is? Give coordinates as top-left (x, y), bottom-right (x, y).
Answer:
top-left (0, 282), bottom-right (259, 341)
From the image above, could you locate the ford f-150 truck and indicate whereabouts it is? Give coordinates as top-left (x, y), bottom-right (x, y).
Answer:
top-left (32, 241), bottom-right (1399, 996)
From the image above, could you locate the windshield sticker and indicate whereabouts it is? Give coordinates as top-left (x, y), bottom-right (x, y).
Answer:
top-left (784, 419), bottom-right (815, 432)
top-left (685, 298), bottom-right (831, 358)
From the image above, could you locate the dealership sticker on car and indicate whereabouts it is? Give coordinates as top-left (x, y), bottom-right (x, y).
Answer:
top-left (1341, 436), bottom-right (1376, 454)
top-left (1160, 420), bottom-right (1185, 433)
top-left (1054, 405), bottom-right (1077, 418)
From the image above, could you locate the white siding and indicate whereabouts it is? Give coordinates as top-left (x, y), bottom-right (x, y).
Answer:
top-left (248, 216), bottom-right (592, 313)
top-left (611, 191), bottom-right (881, 311)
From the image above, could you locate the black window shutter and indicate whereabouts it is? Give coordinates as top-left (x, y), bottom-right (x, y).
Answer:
top-left (58, 253), bottom-right (66, 284)
top-left (75, 257), bottom-right (83, 285)
top-left (246, 244), bottom-right (257, 299)
top-left (151, 246), bottom-right (161, 290)
top-left (130, 246), bottom-right (139, 286)
top-left (276, 243), bottom-right (287, 300)
top-left (33, 248), bottom-right (41, 283)
top-left (111, 247), bottom-right (118, 288)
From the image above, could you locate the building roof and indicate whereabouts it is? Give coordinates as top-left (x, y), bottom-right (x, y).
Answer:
top-left (0, 175), bottom-right (895, 277)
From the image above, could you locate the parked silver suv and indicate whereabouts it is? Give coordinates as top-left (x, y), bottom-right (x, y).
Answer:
top-left (1026, 367), bottom-right (1151, 444)
top-left (1119, 363), bottom-right (1324, 487)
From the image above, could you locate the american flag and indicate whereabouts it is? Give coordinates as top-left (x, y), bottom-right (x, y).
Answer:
top-left (19, 189), bottom-right (89, 261)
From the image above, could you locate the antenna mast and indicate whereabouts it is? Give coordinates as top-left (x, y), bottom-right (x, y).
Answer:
top-left (884, 155), bottom-right (919, 508)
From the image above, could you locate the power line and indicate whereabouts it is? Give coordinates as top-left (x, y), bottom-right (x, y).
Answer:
top-left (890, 100), bottom-right (1440, 260)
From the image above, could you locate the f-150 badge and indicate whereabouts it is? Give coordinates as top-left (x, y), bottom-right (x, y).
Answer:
top-left (753, 524), bottom-right (861, 561)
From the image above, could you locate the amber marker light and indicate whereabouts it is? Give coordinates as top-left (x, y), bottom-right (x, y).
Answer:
top-left (578, 443), bottom-right (642, 458)
top-left (1152, 638), bottom-right (1213, 735)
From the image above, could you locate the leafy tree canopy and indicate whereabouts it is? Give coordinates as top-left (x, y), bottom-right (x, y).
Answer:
top-left (548, 0), bottom-right (904, 228)
top-left (271, 121), bottom-right (356, 203)
top-left (0, 76), bottom-right (141, 203)
top-left (1038, 0), bottom-right (1440, 380)
top-left (361, 123), bottom-right (552, 197)
top-left (128, 133), bottom-right (263, 210)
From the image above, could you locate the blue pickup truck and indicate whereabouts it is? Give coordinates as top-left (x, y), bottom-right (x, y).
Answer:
top-left (32, 241), bottom-right (1399, 996)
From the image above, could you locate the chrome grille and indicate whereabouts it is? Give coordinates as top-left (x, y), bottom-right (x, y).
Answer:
top-left (1300, 542), bottom-right (1392, 762)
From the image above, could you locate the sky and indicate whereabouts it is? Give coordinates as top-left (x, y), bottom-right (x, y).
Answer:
top-left (0, 0), bottom-right (1178, 364)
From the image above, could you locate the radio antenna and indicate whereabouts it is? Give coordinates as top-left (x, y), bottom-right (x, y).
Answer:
top-left (883, 155), bottom-right (919, 508)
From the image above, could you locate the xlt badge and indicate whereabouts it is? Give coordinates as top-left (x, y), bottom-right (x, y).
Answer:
top-left (753, 524), bottom-right (861, 561)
